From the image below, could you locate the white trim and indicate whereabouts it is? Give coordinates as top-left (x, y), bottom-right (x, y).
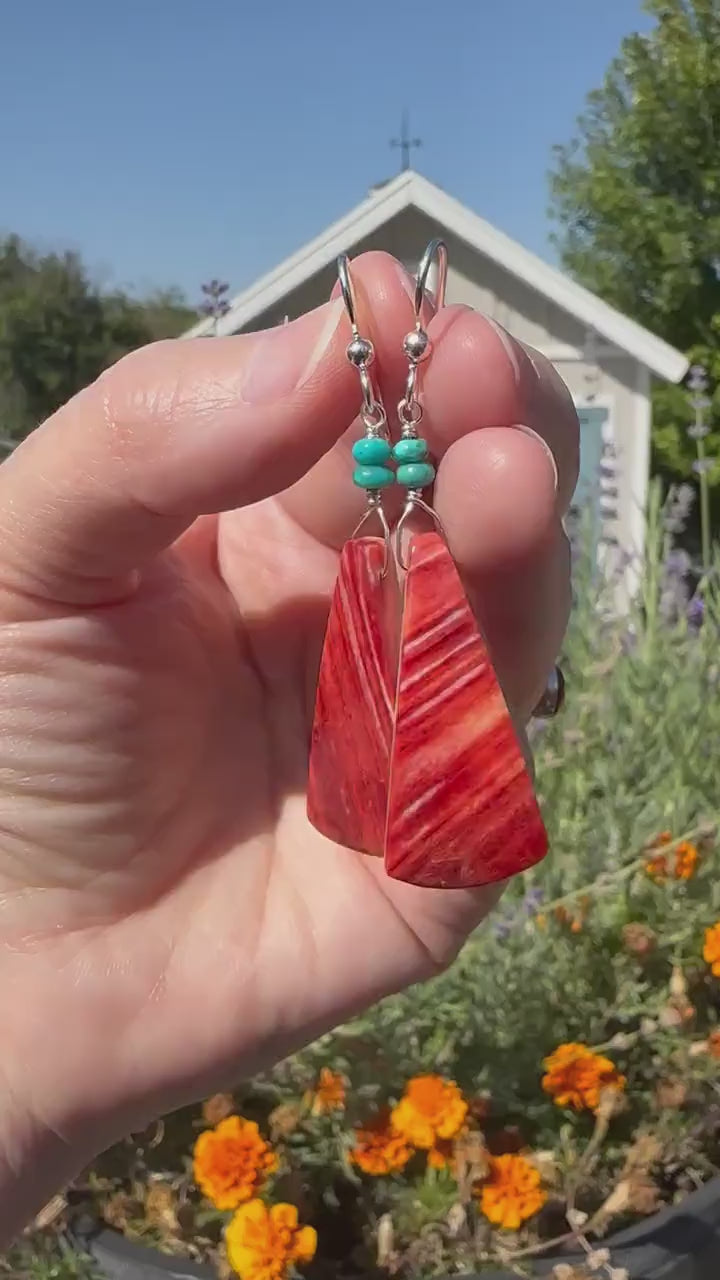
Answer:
top-left (186, 169), bottom-right (688, 384)
top-left (542, 342), bottom-right (635, 364)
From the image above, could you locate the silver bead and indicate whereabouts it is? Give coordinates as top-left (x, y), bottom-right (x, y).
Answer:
top-left (346, 336), bottom-right (374, 367)
top-left (402, 328), bottom-right (430, 363)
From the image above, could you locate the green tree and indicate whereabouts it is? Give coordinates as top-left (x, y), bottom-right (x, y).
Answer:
top-left (0, 236), bottom-right (193, 445)
top-left (550, 0), bottom-right (720, 489)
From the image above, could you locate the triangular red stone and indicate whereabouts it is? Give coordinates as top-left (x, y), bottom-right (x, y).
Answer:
top-left (384, 532), bottom-right (547, 888)
top-left (307, 537), bottom-right (397, 855)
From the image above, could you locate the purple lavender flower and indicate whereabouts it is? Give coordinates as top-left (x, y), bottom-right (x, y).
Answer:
top-left (688, 422), bottom-right (710, 440)
top-left (688, 364), bottom-right (708, 393)
top-left (687, 595), bottom-right (705, 629)
top-left (522, 887), bottom-right (545, 914)
top-left (665, 549), bottom-right (691, 575)
top-left (663, 483), bottom-right (695, 534)
top-left (492, 915), bottom-right (513, 941)
top-left (198, 279), bottom-right (231, 322)
top-left (660, 546), bottom-right (692, 622)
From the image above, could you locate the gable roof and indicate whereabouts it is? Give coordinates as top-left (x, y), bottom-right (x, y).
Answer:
top-left (185, 170), bottom-right (687, 383)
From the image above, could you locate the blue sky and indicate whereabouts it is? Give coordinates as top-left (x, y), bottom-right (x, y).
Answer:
top-left (1, 1), bottom-right (651, 305)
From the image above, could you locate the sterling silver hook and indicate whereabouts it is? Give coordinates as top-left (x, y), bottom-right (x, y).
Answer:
top-left (395, 240), bottom-right (450, 572)
top-left (414, 237), bottom-right (448, 320)
top-left (337, 253), bottom-right (360, 335)
top-left (337, 254), bottom-right (392, 576)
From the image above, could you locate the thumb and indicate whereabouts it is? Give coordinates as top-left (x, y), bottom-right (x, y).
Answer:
top-left (0, 295), bottom-right (351, 607)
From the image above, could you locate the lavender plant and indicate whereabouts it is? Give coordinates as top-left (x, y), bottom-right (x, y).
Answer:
top-left (197, 278), bottom-right (231, 333)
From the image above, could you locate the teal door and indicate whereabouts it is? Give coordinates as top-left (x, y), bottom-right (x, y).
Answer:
top-left (567, 405), bottom-right (608, 550)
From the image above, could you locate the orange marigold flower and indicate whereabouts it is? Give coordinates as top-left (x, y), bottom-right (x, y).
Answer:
top-left (477, 1154), bottom-right (547, 1230)
top-left (226, 1199), bottom-right (316, 1280)
top-left (674, 841), bottom-right (699, 880)
top-left (308, 1068), bottom-right (346, 1115)
top-left (426, 1136), bottom-right (456, 1170)
top-left (644, 853), bottom-right (668, 882)
top-left (553, 902), bottom-right (587, 932)
top-left (703, 923), bottom-right (720, 976)
top-left (193, 1116), bottom-right (278, 1210)
top-left (349, 1110), bottom-right (412, 1176)
top-left (542, 1043), bottom-right (626, 1113)
top-left (391, 1075), bottom-right (468, 1149)
top-left (645, 831), bottom-right (672, 881)
top-left (708, 1030), bottom-right (720, 1060)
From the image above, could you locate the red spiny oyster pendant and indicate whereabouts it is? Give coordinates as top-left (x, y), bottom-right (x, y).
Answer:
top-left (307, 537), bottom-right (397, 855)
top-left (383, 532), bottom-right (547, 889)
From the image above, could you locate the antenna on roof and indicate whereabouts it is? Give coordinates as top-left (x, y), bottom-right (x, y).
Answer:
top-left (390, 110), bottom-right (422, 172)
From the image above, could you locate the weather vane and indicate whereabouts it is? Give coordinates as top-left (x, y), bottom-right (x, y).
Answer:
top-left (391, 110), bottom-right (422, 172)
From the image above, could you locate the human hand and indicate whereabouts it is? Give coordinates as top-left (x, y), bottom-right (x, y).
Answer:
top-left (0, 253), bottom-right (577, 1237)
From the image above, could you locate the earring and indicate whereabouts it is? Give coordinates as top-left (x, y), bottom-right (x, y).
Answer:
top-left (306, 255), bottom-right (398, 856)
top-left (383, 240), bottom-right (548, 889)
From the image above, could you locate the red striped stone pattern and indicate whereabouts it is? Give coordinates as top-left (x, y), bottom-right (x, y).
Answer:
top-left (307, 537), bottom-right (397, 855)
top-left (384, 532), bottom-right (547, 888)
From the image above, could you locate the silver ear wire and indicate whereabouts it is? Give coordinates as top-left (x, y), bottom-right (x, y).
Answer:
top-left (337, 254), bottom-right (392, 575)
top-left (394, 240), bottom-right (448, 571)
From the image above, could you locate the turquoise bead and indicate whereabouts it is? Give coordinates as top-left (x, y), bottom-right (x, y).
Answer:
top-left (352, 436), bottom-right (392, 465)
top-left (392, 436), bottom-right (428, 463)
top-left (353, 465), bottom-right (395, 490)
top-left (396, 461), bottom-right (436, 488)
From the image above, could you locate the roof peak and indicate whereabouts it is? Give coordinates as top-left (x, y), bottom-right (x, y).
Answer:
top-left (184, 172), bottom-right (686, 383)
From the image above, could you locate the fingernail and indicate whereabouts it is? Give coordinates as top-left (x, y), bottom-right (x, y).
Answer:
top-left (484, 317), bottom-right (522, 386)
top-left (515, 423), bottom-right (559, 492)
top-left (241, 297), bottom-right (344, 404)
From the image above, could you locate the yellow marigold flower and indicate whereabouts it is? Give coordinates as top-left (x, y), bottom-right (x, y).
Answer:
top-left (542, 1043), bottom-right (626, 1113)
top-left (674, 841), bottom-right (699, 880)
top-left (391, 1075), bottom-right (468, 1149)
top-left (477, 1154), bottom-right (547, 1230)
top-left (703, 923), bottom-right (720, 976)
top-left (226, 1199), bottom-right (316, 1280)
top-left (193, 1116), bottom-right (278, 1211)
top-left (349, 1110), bottom-right (412, 1176)
top-left (308, 1068), bottom-right (346, 1115)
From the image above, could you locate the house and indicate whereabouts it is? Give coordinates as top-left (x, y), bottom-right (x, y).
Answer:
top-left (186, 170), bottom-right (688, 570)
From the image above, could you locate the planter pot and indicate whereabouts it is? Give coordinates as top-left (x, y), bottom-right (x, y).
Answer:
top-left (70, 1177), bottom-right (720, 1280)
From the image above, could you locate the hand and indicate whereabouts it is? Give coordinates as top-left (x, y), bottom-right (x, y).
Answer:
top-left (0, 253), bottom-right (577, 1236)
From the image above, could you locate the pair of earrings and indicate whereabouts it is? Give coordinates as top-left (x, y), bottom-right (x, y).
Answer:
top-left (307, 242), bottom-right (548, 890)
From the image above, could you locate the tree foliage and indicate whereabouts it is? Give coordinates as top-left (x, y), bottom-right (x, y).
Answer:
top-left (550, 0), bottom-right (720, 486)
top-left (0, 235), bottom-right (194, 444)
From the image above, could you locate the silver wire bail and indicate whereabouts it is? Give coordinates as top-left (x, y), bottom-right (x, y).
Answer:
top-left (395, 493), bottom-right (448, 572)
